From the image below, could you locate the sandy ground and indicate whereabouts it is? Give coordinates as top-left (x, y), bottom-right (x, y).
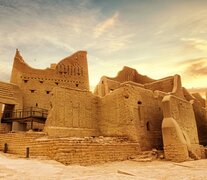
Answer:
top-left (0, 153), bottom-right (206, 180)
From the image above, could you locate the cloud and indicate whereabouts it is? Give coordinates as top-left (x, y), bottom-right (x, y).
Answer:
top-left (176, 57), bottom-right (207, 89)
top-left (94, 12), bottom-right (119, 38)
top-left (0, 0), bottom-right (136, 86)
top-left (188, 87), bottom-right (206, 98)
top-left (181, 38), bottom-right (207, 52)
top-left (179, 57), bottom-right (207, 76)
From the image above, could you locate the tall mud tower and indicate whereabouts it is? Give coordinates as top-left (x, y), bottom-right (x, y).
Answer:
top-left (10, 49), bottom-right (89, 110)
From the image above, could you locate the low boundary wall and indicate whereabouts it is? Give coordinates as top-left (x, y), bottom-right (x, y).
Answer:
top-left (0, 132), bottom-right (140, 165)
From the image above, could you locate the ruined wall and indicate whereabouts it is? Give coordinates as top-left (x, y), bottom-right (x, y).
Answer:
top-left (192, 100), bottom-right (207, 146)
top-left (94, 77), bottom-right (121, 97)
top-left (162, 95), bottom-right (201, 162)
top-left (99, 84), bottom-right (164, 150)
top-left (94, 66), bottom-right (154, 97)
top-left (0, 132), bottom-right (140, 165)
top-left (144, 75), bottom-right (184, 99)
top-left (44, 87), bottom-right (99, 137)
top-left (109, 66), bottom-right (154, 84)
top-left (0, 81), bottom-right (23, 132)
top-left (0, 81), bottom-right (23, 108)
top-left (10, 50), bottom-right (89, 110)
top-left (144, 77), bottom-right (174, 92)
top-left (168, 96), bottom-right (199, 145)
top-left (182, 89), bottom-right (207, 146)
top-left (0, 104), bottom-right (2, 119)
top-left (0, 123), bottom-right (12, 133)
top-left (192, 93), bottom-right (206, 107)
top-left (45, 83), bottom-right (165, 150)
top-left (26, 122), bottom-right (44, 131)
top-left (94, 67), bottom-right (184, 100)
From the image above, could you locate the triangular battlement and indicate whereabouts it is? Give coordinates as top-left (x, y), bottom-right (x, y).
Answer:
top-left (14, 49), bottom-right (25, 63)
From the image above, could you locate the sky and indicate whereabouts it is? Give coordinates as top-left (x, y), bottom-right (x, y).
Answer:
top-left (0, 0), bottom-right (206, 93)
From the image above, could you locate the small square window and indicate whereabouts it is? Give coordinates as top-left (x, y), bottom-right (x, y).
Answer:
top-left (46, 91), bottom-right (50, 94)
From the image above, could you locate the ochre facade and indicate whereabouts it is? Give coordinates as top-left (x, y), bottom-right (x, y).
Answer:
top-left (11, 49), bottom-right (89, 110)
top-left (0, 49), bottom-right (207, 164)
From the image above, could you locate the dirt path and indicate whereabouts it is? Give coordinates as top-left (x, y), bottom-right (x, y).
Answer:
top-left (0, 153), bottom-right (206, 179)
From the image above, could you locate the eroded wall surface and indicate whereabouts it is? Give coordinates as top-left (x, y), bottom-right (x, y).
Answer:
top-left (192, 100), bottom-right (207, 146)
top-left (0, 81), bottom-right (23, 108)
top-left (45, 83), bottom-right (165, 151)
top-left (95, 66), bottom-right (184, 101)
top-left (44, 87), bottom-right (99, 137)
top-left (99, 84), bottom-right (164, 150)
top-left (162, 95), bottom-right (201, 162)
top-left (94, 66), bottom-right (154, 97)
top-left (0, 132), bottom-right (140, 165)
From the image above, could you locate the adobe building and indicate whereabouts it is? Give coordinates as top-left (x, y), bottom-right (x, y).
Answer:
top-left (0, 49), bottom-right (206, 164)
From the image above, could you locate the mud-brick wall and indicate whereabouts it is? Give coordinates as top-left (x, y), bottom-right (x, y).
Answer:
top-left (49, 140), bottom-right (140, 165)
top-left (144, 77), bottom-right (174, 93)
top-left (0, 132), bottom-right (140, 165)
top-left (162, 95), bottom-right (201, 161)
top-left (99, 84), bottom-right (164, 150)
top-left (11, 51), bottom-right (89, 110)
top-left (44, 87), bottom-right (100, 137)
top-left (192, 100), bottom-right (207, 146)
top-left (170, 96), bottom-right (199, 145)
top-left (0, 123), bottom-right (12, 134)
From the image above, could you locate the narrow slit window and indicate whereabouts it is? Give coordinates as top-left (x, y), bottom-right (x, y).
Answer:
top-left (146, 121), bottom-right (150, 131)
